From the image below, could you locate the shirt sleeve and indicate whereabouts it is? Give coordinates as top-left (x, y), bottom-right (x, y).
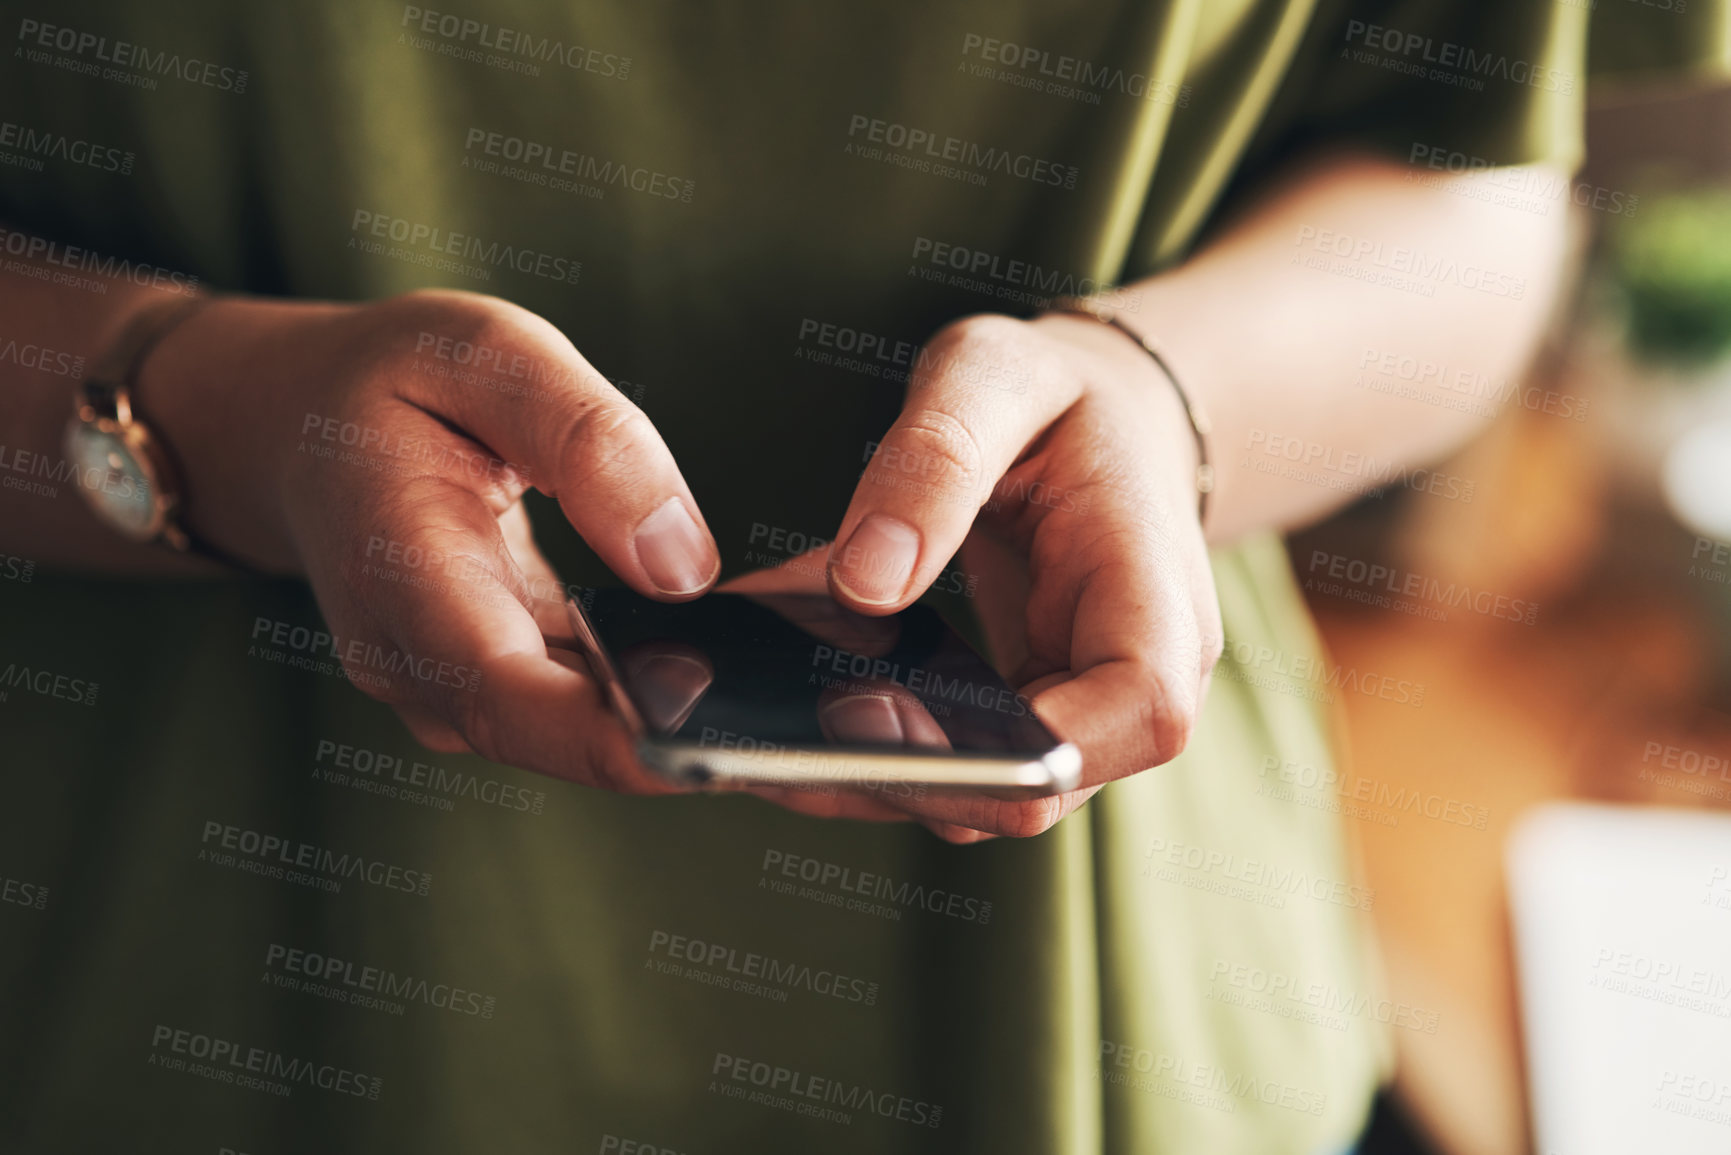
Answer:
top-left (1237, 0), bottom-right (1731, 178)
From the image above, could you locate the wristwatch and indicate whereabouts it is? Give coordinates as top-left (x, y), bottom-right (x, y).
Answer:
top-left (63, 293), bottom-right (235, 561)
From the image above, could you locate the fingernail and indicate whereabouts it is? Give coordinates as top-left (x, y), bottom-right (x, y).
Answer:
top-left (625, 652), bottom-right (712, 731)
top-left (830, 515), bottom-right (920, 606)
top-left (821, 694), bottom-right (905, 744)
top-left (634, 498), bottom-right (715, 595)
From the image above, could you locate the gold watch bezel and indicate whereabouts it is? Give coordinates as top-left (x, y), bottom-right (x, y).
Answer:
top-left (66, 380), bottom-right (187, 547)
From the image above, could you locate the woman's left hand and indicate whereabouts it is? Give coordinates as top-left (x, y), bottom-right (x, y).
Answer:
top-left (748, 310), bottom-right (1225, 841)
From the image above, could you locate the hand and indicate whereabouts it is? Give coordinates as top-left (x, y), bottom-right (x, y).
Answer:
top-left (142, 288), bottom-right (721, 793)
top-left (819, 310), bottom-right (1225, 840)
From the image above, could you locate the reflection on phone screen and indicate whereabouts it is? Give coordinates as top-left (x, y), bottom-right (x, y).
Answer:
top-left (584, 590), bottom-right (1060, 759)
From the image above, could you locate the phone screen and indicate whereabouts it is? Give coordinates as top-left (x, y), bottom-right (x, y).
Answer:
top-left (576, 589), bottom-right (1064, 761)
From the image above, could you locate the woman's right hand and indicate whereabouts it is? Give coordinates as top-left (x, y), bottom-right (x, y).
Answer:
top-left (142, 288), bottom-right (724, 793)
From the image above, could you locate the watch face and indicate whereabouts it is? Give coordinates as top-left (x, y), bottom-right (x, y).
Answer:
top-left (65, 422), bottom-right (159, 538)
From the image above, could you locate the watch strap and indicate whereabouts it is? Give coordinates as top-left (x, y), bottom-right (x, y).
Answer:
top-left (87, 293), bottom-right (212, 410)
top-left (80, 293), bottom-right (258, 571)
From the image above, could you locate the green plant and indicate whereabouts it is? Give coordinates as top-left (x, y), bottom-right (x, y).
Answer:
top-left (1607, 189), bottom-right (1731, 367)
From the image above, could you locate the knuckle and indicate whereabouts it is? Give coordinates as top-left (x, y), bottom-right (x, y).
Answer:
top-left (370, 290), bottom-right (564, 386)
top-left (308, 620), bottom-right (409, 707)
top-left (1199, 621), bottom-right (1225, 677)
top-left (341, 658), bottom-right (404, 706)
top-left (387, 288), bottom-right (510, 340)
top-left (926, 313), bottom-right (1025, 362)
top-left (1141, 661), bottom-right (1198, 763)
top-left (1152, 712), bottom-right (1193, 765)
top-left (451, 684), bottom-right (510, 767)
top-left (887, 409), bottom-right (986, 498)
top-left (554, 399), bottom-right (658, 493)
top-left (916, 314), bottom-right (1034, 394)
top-left (404, 723), bottom-right (466, 755)
top-left (992, 795), bottom-right (1064, 839)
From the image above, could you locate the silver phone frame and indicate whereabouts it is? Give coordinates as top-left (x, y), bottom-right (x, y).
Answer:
top-left (565, 594), bottom-right (1082, 797)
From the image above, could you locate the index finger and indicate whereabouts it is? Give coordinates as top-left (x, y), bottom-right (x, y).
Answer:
top-left (827, 316), bottom-right (1078, 614)
top-left (384, 291), bottom-right (720, 600)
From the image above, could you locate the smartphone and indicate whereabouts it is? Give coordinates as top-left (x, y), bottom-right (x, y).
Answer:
top-left (565, 588), bottom-right (1081, 796)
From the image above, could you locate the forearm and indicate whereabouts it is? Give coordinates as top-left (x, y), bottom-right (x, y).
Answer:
top-left (0, 235), bottom-right (211, 573)
top-left (0, 232), bottom-right (340, 575)
top-left (1116, 152), bottom-right (1573, 544)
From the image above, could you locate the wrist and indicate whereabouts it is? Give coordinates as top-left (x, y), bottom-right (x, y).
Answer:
top-left (132, 296), bottom-right (332, 574)
top-left (1031, 307), bottom-right (1210, 529)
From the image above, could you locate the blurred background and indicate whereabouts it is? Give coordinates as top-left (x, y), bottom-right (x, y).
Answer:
top-left (1303, 80), bottom-right (1731, 1155)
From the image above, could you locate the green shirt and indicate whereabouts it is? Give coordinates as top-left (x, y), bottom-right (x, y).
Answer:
top-left (0, 2), bottom-right (1720, 1152)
